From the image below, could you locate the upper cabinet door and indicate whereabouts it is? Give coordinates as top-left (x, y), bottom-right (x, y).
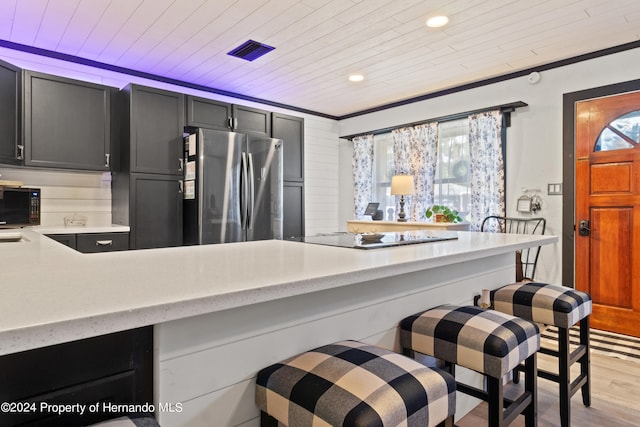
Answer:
top-left (232, 105), bottom-right (271, 136)
top-left (272, 113), bottom-right (304, 182)
top-left (0, 59), bottom-right (21, 165)
top-left (23, 71), bottom-right (113, 171)
top-left (186, 96), bottom-right (232, 130)
top-left (128, 85), bottom-right (185, 175)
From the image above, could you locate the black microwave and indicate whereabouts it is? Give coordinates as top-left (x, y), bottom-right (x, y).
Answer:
top-left (0, 187), bottom-right (41, 228)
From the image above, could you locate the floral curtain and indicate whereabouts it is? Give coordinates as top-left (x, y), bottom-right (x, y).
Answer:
top-left (392, 123), bottom-right (438, 221)
top-left (468, 110), bottom-right (505, 231)
top-left (352, 134), bottom-right (374, 218)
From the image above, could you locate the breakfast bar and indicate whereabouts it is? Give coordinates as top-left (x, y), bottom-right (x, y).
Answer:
top-left (0, 229), bottom-right (556, 426)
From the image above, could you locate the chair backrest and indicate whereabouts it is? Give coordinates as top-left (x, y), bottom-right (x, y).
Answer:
top-left (480, 216), bottom-right (546, 281)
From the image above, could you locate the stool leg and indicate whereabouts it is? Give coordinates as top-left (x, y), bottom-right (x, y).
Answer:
top-left (580, 316), bottom-right (591, 407)
top-left (487, 375), bottom-right (504, 427)
top-left (261, 411), bottom-right (279, 427)
top-left (436, 415), bottom-right (455, 427)
top-left (524, 352), bottom-right (538, 427)
top-left (558, 326), bottom-right (571, 427)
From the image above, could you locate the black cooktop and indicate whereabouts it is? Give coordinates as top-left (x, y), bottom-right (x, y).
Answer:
top-left (292, 231), bottom-right (458, 250)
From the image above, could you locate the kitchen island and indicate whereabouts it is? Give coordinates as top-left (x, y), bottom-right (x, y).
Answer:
top-left (0, 229), bottom-right (556, 426)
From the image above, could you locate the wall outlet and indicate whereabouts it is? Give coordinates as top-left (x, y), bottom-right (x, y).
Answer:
top-left (548, 183), bottom-right (563, 195)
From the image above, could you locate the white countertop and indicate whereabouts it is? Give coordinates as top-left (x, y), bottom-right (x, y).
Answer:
top-left (0, 228), bottom-right (557, 356)
top-left (32, 224), bottom-right (130, 234)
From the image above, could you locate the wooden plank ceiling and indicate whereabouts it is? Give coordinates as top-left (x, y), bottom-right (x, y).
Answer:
top-left (0, 0), bottom-right (639, 117)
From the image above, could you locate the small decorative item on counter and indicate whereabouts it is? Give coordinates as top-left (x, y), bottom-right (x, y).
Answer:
top-left (64, 214), bottom-right (88, 226)
top-left (424, 205), bottom-right (462, 223)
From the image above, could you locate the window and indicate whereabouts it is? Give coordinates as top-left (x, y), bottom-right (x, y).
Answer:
top-left (371, 132), bottom-right (395, 221)
top-left (371, 118), bottom-right (471, 221)
top-left (434, 119), bottom-right (471, 219)
top-left (595, 110), bottom-right (640, 151)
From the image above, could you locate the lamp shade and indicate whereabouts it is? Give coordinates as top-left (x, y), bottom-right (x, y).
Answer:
top-left (391, 175), bottom-right (415, 195)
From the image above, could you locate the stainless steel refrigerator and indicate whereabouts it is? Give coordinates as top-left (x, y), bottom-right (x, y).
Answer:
top-left (183, 127), bottom-right (283, 245)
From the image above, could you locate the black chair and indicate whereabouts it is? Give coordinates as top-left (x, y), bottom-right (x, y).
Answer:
top-left (480, 216), bottom-right (546, 281)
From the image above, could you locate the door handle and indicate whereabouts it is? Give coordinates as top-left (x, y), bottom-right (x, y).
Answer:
top-left (578, 220), bottom-right (590, 236)
top-left (247, 153), bottom-right (255, 230)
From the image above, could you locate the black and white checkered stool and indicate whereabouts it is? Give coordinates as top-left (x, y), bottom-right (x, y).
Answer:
top-left (87, 416), bottom-right (160, 426)
top-left (490, 282), bottom-right (592, 427)
top-left (255, 340), bottom-right (456, 427)
top-left (400, 305), bottom-right (539, 427)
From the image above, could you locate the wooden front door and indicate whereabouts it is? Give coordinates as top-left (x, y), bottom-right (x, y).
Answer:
top-left (575, 91), bottom-right (640, 337)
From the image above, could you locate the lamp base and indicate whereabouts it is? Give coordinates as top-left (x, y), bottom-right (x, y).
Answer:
top-left (397, 195), bottom-right (408, 222)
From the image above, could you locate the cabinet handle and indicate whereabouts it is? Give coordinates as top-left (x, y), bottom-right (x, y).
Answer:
top-left (95, 240), bottom-right (113, 246)
top-left (104, 153), bottom-right (110, 168)
top-left (227, 117), bottom-right (233, 129)
top-left (179, 181), bottom-right (184, 193)
top-left (16, 145), bottom-right (24, 160)
top-left (233, 117), bottom-right (238, 129)
top-left (179, 158), bottom-right (183, 171)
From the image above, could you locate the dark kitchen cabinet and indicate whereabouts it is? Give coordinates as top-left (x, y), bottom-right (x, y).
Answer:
top-left (272, 113), bottom-right (304, 182)
top-left (185, 96), bottom-right (271, 136)
top-left (113, 173), bottom-right (182, 249)
top-left (0, 58), bottom-right (21, 165)
top-left (23, 71), bottom-right (115, 171)
top-left (273, 113), bottom-right (305, 237)
top-left (0, 327), bottom-right (153, 426)
top-left (45, 233), bottom-right (77, 250)
top-left (114, 84), bottom-right (184, 249)
top-left (76, 232), bottom-right (129, 253)
top-left (46, 232), bottom-right (129, 252)
top-left (283, 182), bottom-right (304, 239)
top-left (120, 84), bottom-right (185, 176)
top-left (232, 104), bottom-right (271, 136)
top-left (186, 95), bottom-right (232, 130)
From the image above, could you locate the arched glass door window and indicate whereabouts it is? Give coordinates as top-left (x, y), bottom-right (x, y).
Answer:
top-left (595, 110), bottom-right (640, 151)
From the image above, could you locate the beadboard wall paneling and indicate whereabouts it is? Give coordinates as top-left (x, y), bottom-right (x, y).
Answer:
top-left (302, 116), bottom-right (340, 235)
top-left (0, 168), bottom-right (111, 226)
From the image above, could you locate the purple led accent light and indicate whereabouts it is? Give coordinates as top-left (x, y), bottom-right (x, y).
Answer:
top-left (0, 39), bottom-right (336, 120)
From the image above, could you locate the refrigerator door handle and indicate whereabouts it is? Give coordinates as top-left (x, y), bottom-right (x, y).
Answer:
top-left (241, 152), bottom-right (248, 230)
top-left (247, 152), bottom-right (255, 230)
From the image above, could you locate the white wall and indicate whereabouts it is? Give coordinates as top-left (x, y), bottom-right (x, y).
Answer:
top-left (338, 47), bottom-right (640, 284)
top-left (0, 167), bottom-right (112, 226)
top-left (0, 47), bottom-right (342, 235)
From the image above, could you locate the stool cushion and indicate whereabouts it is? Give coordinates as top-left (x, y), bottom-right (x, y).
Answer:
top-left (256, 340), bottom-right (455, 427)
top-left (87, 416), bottom-right (160, 426)
top-left (400, 305), bottom-right (539, 379)
top-left (491, 282), bottom-right (592, 328)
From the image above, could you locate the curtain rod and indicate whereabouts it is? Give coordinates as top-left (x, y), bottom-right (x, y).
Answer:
top-left (341, 101), bottom-right (528, 140)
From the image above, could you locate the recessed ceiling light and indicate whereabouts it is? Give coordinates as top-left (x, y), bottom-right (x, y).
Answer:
top-left (426, 15), bottom-right (449, 28)
top-left (349, 74), bottom-right (364, 82)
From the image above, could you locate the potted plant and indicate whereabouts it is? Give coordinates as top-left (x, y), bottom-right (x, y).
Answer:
top-left (424, 205), bottom-right (463, 223)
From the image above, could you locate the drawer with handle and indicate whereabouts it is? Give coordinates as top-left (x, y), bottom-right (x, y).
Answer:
top-left (76, 232), bottom-right (129, 253)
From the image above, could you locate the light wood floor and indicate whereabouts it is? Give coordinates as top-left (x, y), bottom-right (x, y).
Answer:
top-left (456, 349), bottom-right (640, 426)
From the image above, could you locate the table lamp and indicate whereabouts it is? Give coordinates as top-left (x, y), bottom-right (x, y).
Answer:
top-left (391, 174), bottom-right (414, 222)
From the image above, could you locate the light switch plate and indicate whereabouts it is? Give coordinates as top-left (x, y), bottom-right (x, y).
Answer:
top-left (548, 183), bottom-right (563, 195)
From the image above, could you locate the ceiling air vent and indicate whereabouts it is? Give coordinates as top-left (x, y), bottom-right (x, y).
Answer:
top-left (227, 40), bottom-right (275, 61)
